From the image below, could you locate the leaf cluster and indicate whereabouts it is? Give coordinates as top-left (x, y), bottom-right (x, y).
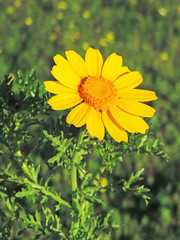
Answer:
top-left (0, 69), bottom-right (169, 239)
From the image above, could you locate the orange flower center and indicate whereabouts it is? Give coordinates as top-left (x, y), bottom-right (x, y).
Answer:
top-left (78, 76), bottom-right (118, 111)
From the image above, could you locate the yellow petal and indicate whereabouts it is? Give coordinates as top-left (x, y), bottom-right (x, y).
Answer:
top-left (85, 47), bottom-right (103, 76)
top-left (75, 105), bottom-right (91, 127)
top-left (48, 94), bottom-right (82, 110)
top-left (65, 50), bottom-right (88, 77)
top-left (102, 53), bottom-right (130, 81)
top-left (66, 102), bottom-right (89, 127)
top-left (119, 89), bottom-right (158, 102)
top-left (44, 81), bottom-right (76, 94)
top-left (52, 55), bottom-right (81, 89)
top-left (102, 110), bottom-right (128, 142)
top-left (117, 99), bottom-right (156, 117)
top-left (86, 106), bottom-right (105, 140)
top-left (54, 54), bottom-right (66, 66)
top-left (110, 105), bottom-right (149, 133)
top-left (114, 71), bottom-right (143, 90)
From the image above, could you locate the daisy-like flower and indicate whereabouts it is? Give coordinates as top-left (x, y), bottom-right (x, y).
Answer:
top-left (44, 47), bottom-right (157, 142)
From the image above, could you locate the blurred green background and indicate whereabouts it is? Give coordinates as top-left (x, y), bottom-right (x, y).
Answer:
top-left (0, 0), bottom-right (180, 239)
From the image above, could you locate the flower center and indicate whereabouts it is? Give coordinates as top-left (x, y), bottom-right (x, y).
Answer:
top-left (78, 76), bottom-right (118, 111)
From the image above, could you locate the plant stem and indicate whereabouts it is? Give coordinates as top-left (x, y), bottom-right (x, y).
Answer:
top-left (41, 187), bottom-right (71, 208)
top-left (23, 178), bottom-right (71, 208)
top-left (71, 127), bottom-right (85, 208)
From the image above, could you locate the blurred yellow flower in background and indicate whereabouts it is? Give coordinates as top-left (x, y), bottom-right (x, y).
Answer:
top-left (25, 17), bottom-right (33, 26)
top-left (106, 31), bottom-right (115, 42)
top-left (158, 7), bottom-right (168, 16)
top-left (0, 46), bottom-right (3, 54)
top-left (6, 6), bottom-right (15, 15)
top-left (56, 12), bottom-right (64, 20)
top-left (57, 1), bottom-right (67, 10)
top-left (82, 42), bottom-right (90, 51)
top-left (14, 0), bottom-right (21, 8)
top-left (130, 0), bottom-right (137, 5)
top-left (49, 33), bottom-right (56, 42)
top-left (160, 52), bottom-right (169, 61)
top-left (99, 38), bottom-right (107, 47)
top-left (82, 10), bottom-right (90, 19)
top-left (99, 32), bottom-right (115, 46)
top-left (99, 177), bottom-right (108, 193)
top-left (178, 5), bottom-right (180, 13)
top-left (44, 48), bottom-right (157, 142)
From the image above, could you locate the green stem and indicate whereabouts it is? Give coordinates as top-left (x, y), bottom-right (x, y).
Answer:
top-left (71, 127), bottom-right (85, 208)
top-left (41, 187), bottom-right (71, 208)
top-left (24, 178), bottom-right (71, 208)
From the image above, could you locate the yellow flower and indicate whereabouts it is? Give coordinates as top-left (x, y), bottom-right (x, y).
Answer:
top-left (82, 10), bottom-right (90, 19)
top-left (57, 1), bottom-right (67, 10)
top-left (0, 46), bottom-right (3, 54)
top-left (44, 48), bottom-right (157, 142)
top-left (6, 6), bottom-right (15, 15)
top-left (106, 31), bottom-right (115, 42)
top-left (49, 33), bottom-right (56, 42)
top-left (14, 0), bottom-right (21, 8)
top-left (25, 17), bottom-right (33, 26)
top-left (158, 7), bottom-right (168, 16)
top-left (99, 38), bottom-right (107, 46)
top-left (160, 52), bottom-right (168, 61)
top-left (82, 41), bottom-right (90, 51)
top-left (130, 0), bottom-right (137, 4)
top-left (99, 177), bottom-right (108, 193)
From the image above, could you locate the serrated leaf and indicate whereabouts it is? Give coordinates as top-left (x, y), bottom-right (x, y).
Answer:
top-left (80, 173), bottom-right (93, 189)
top-left (48, 152), bottom-right (63, 164)
top-left (103, 210), bottom-right (113, 227)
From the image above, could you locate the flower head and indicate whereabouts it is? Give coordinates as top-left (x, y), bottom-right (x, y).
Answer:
top-left (44, 48), bottom-right (157, 142)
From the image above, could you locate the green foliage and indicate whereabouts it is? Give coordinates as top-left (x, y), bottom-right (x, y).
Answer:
top-left (122, 168), bottom-right (150, 205)
top-left (43, 130), bottom-right (73, 169)
top-left (0, 70), bottom-right (170, 239)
